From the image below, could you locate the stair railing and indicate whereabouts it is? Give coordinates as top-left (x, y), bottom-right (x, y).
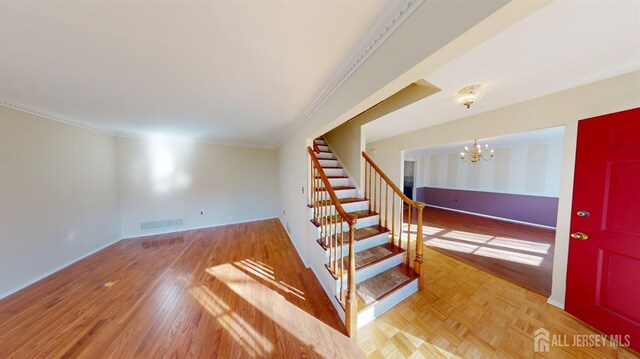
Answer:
top-left (308, 146), bottom-right (358, 337)
top-left (362, 151), bottom-right (426, 290)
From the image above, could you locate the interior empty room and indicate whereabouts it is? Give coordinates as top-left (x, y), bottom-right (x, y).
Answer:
top-left (1, 1), bottom-right (639, 358)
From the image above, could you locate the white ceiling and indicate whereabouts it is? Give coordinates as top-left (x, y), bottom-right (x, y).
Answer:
top-left (0, 0), bottom-right (403, 148)
top-left (405, 126), bottom-right (565, 156)
top-left (365, 0), bottom-right (640, 143)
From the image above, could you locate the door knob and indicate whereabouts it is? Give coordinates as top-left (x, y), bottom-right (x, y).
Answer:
top-left (570, 232), bottom-right (589, 240)
top-left (576, 210), bottom-right (590, 217)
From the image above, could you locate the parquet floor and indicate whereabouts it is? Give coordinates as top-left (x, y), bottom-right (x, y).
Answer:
top-left (356, 246), bottom-right (639, 358)
top-left (0, 219), bottom-right (364, 358)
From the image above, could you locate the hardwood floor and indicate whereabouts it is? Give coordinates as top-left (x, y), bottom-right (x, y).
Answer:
top-left (406, 206), bottom-right (555, 296)
top-left (357, 246), bottom-right (639, 358)
top-left (0, 219), bottom-right (364, 358)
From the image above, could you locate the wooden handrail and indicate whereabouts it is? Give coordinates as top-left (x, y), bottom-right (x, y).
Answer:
top-left (309, 145), bottom-right (358, 337)
top-left (362, 150), bottom-right (426, 291)
top-left (362, 151), bottom-right (425, 210)
top-left (309, 147), bottom-right (357, 225)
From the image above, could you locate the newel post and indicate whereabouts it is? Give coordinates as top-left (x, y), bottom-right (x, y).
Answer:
top-left (415, 203), bottom-right (425, 291)
top-left (345, 220), bottom-right (358, 338)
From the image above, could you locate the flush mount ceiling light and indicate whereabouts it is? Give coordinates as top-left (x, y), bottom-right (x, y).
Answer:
top-left (460, 139), bottom-right (494, 164)
top-left (457, 84), bottom-right (481, 108)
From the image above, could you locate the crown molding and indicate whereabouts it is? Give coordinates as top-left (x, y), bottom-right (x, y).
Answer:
top-left (113, 131), bottom-right (278, 149)
top-left (0, 97), bottom-right (115, 136)
top-left (0, 98), bottom-right (277, 149)
top-left (275, 0), bottom-right (424, 148)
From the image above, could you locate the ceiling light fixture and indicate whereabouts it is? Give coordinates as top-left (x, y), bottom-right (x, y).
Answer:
top-left (460, 139), bottom-right (494, 164)
top-left (457, 84), bottom-right (481, 108)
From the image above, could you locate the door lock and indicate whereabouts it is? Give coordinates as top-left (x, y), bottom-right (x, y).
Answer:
top-left (576, 210), bottom-right (590, 217)
top-left (570, 232), bottom-right (589, 240)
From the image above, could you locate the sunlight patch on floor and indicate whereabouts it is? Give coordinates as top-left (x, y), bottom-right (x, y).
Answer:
top-left (425, 238), bottom-right (477, 253)
top-left (474, 246), bottom-right (543, 266)
top-left (233, 259), bottom-right (306, 300)
top-left (402, 218), bottom-right (552, 267)
top-left (443, 230), bottom-right (494, 243)
top-left (424, 236), bottom-right (544, 266)
top-left (190, 285), bottom-right (274, 357)
top-left (204, 263), bottom-right (359, 358)
top-left (488, 236), bottom-right (551, 254)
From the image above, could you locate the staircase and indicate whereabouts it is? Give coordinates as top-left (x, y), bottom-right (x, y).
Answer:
top-left (308, 137), bottom-right (425, 337)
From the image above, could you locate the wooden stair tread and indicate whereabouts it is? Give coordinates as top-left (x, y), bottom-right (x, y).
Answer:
top-left (315, 186), bottom-right (355, 192)
top-left (312, 210), bottom-right (376, 226)
top-left (356, 264), bottom-right (417, 311)
top-left (346, 210), bottom-right (377, 219)
top-left (325, 243), bottom-right (404, 279)
top-left (314, 175), bottom-right (348, 179)
top-left (315, 225), bottom-right (390, 248)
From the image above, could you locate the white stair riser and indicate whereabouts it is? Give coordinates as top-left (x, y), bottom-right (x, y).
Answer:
top-left (355, 232), bottom-right (390, 252)
top-left (316, 152), bottom-right (335, 159)
top-left (334, 188), bottom-right (357, 199)
top-left (355, 215), bottom-right (379, 228)
top-left (315, 139), bottom-right (326, 145)
top-left (322, 232), bottom-right (390, 262)
top-left (357, 279), bottom-right (418, 329)
top-left (319, 159), bottom-right (339, 167)
top-left (355, 253), bottom-right (404, 283)
top-left (314, 188), bottom-right (356, 200)
top-left (316, 178), bottom-right (350, 188)
top-left (323, 168), bottom-right (344, 177)
top-left (331, 252), bottom-right (404, 293)
top-left (307, 201), bottom-right (369, 219)
top-left (317, 145), bottom-right (329, 152)
top-left (313, 214), bottom-right (380, 237)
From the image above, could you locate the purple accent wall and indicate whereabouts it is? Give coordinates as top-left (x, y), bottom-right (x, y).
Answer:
top-left (416, 187), bottom-right (558, 227)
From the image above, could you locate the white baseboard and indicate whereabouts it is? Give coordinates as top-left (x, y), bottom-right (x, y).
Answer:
top-left (427, 204), bottom-right (556, 230)
top-left (1, 216), bottom-right (280, 301)
top-left (547, 298), bottom-right (565, 309)
top-left (122, 216), bottom-right (278, 239)
top-left (0, 236), bottom-right (123, 300)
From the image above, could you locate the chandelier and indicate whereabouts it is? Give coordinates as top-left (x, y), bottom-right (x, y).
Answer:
top-left (457, 85), bottom-right (481, 108)
top-left (460, 139), bottom-right (494, 163)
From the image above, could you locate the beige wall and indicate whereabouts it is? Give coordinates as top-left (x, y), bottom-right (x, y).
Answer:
top-left (324, 116), bottom-right (367, 191)
top-left (413, 135), bottom-right (564, 198)
top-left (0, 108), bottom-right (280, 298)
top-left (0, 106), bottom-right (121, 298)
top-left (116, 137), bottom-right (279, 238)
top-left (366, 70), bottom-right (640, 307)
top-left (325, 81), bottom-right (440, 190)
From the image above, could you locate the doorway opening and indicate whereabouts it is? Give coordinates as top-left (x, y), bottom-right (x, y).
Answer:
top-left (403, 126), bottom-right (564, 296)
top-left (403, 160), bottom-right (415, 200)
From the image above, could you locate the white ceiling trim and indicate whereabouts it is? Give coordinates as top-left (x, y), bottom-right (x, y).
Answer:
top-left (113, 132), bottom-right (278, 149)
top-left (0, 98), bottom-right (277, 149)
top-left (0, 97), bottom-right (114, 136)
top-left (275, 0), bottom-right (424, 148)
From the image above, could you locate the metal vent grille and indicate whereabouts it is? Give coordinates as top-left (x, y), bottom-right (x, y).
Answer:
top-left (140, 218), bottom-right (184, 231)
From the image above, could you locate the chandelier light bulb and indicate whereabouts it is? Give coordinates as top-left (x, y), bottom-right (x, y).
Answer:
top-left (460, 139), bottom-right (495, 164)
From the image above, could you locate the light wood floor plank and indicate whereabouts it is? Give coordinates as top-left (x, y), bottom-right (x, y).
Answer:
top-left (0, 219), bottom-right (363, 358)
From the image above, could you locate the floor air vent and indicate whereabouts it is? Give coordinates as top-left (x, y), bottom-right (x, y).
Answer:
top-left (140, 218), bottom-right (184, 231)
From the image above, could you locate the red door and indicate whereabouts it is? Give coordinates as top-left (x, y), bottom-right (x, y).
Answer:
top-left (566, 107), bottom-right (640, 352)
